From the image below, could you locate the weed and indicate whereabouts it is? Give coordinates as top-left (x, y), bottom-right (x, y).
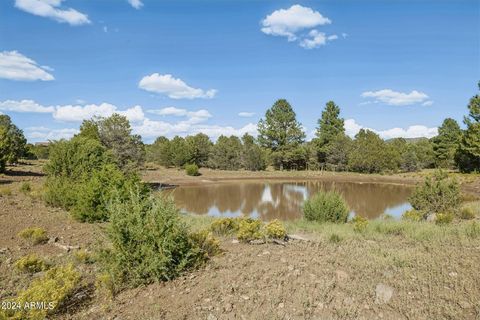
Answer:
top-left (189, 230), bottom-right (221, 258)
top-left (352, 215), bottom-right (368, 233)
top-left (237, 219), bottom-right (263, 242)
top-left (303, 190), bottom-right (349, 223)
top-left (15, 254), bottom-right (49, 273)
top-left (329, 233), bottom-right (342, 243)
top-left (402, 209), bottom-right (424, 222)
top-left (435, 213), bottom-right (453, 225)
top-left (74, 249), bottom-right (95, 264)
top-left (210, 217), bottom-right (240, 236)
top-left (185, 164), bottom-right (200, 176)
top-left (18, 227), bottom-right (48, 245)
top-left (264, 219), bottom-right (287, 239)
top-left (20, 182), bottom-right (31, 194)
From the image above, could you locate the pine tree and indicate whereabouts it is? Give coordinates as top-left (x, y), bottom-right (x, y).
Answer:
top-left (257, 99), bottom-right (305, 169)
top-left (432, 118), bottom-right (462, 169)
top-left (456, 83), bottom-right (480, 172)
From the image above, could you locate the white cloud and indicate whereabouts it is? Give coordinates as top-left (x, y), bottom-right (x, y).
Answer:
top-left (127, 0), bottom-right (143, 9)
top-left (15, 0), bottom-right (91, 26)
top-left (422, 100), bottom-right (434, 106)
top-left (361, 89), bottom-right (431, 106)
top-left (0, 99), bottom-right (54, 113)
top-left (261, 4), bottom-right (331, 41)
top-left (261, 5), bottom-right (339, 49)
top-left (138, 73), bottom-right (217, 99)
top-left (344, 119), bottom-right (438, 140)
top-left (0, 51), bottom-right (54, 81)
top-left (238, 112), bottom-right (255, 117)
top-left (299, 30), bottom-right (327, 49)
top-left (53, 103), bottom-right (145, 122)
top-left (147, 107), bottom-right (212, 125)
top-left (191, 123), bottom-right (257, 140)
top-left (25, 126), bottom-right (78, 141)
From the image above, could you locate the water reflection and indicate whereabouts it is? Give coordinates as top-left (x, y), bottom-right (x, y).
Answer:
top-left (163, 180), bottom-right (413, 221)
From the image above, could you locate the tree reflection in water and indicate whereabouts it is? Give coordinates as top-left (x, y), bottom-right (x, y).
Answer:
top-left (164, 180), bottom-right (412, 220)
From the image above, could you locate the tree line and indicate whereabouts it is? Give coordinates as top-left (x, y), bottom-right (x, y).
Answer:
top-left (147, 84), bottom-right (480, 173)
top-left (0, 83), bottom-right (479, 174)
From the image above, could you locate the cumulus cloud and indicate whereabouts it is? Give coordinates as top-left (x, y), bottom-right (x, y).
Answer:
top-left (147, 107), bottom-right (212, 124)
top-left (14, 0), bottom-right (90, 26)
top-left (238, 112), bottom-right (255, 117)
top-left (138, 73), bottom-right (217, 99)
top-left (0, 99), bottom-right (54, 113)
top-left (0, 51), bottom-right (54, 81)
top-left (344, 119), bottom-right (438, 139)
top-left (25, 126), bottom-right (78, 141)
top-left (127, 0), bottom-right (143, 9)
top-left (0, 99), bottom-right (145, 123)
top-left (361, 89), bottom-right (431, 106)
top-left (261, 4), bottom-right (331, 41)
top-left (261, 5), bottom-right (338, 48)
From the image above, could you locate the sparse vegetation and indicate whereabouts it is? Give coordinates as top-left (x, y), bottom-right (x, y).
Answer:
top-left (264, 219), bottom-right (287, 239)
top-left (402, 209), bottom-right (424, 222)
top-left (19, 181), bottom-right (31, 194)
top-left (74, 249), bottom-right (95, 264)
top-left (18, 227), bottom-right (48, 245)
top-left (435, 212), bottom-right (454, 225)
top-left (303, 190), bottom-right (349, 223)
top-left (210, 217), bottom-right (241, 235)
top-left (352, 215), bottom-right (368, 233)
top-left (15, 254), bottom-right (49, 273)
top-left (237, 219), bottom-right (264, 242)
top-left (1, 264), bottom-right (80, 320)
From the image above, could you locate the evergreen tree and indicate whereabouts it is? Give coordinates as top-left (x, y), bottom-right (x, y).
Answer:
top-left (0, 115), bottom-right (27, 172)
top-left (348, 129), bottom-right (388, 173)
top-left (241, 133), bottom-right (266, 171)
top-left (257, 99), bottom-right (305, 169)
top-left (209, 135), bottom-right (242, 170)
top-left (185, 133), bottom-right (212, 167)
top-left (456, 83), bottom-right (480, 172)
top-left (315, 101), bottom-right (345, 170)
top-left (170, 136), bottom-right (192, 167)
top-left (148, 136), bottom-right (173, 167)
top-left (432, 118), bottom-right (462, 169)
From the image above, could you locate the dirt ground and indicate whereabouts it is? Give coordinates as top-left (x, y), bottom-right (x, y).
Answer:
top-left (1, 162), bottom-right (479, 320)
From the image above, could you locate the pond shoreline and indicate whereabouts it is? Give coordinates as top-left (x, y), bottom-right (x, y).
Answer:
top-left (143, 166), bottom-right (480, 196)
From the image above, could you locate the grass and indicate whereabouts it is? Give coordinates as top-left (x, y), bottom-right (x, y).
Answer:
top-left (17, 227), bottom-right (49, 245)
top-left (181, 213), bottom-right (480, 245)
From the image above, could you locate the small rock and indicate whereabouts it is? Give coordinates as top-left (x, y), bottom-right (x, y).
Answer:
top-left (231, 239), bottom-right (239, 244)
top-left (459, 301), bottom-right (471, 309)
top-left (278, 302), bottom-right (284, 309)
top-left (375, 283), bottom-right (394, 304)
top-left (335, 270), bottom-right (349, 282)
top-left (48, 236), bottom-right (59, 244)
top-left (0, 248), bottom-right (8, 254)
top-left (241, 295), bottom-right (249, 300)
top-left (223, 302), bottom-right (233, 312)
top-left (5, 258), bottom-right (12, 265)
top-left (426, 213), bottom-right (436, 222)
top-left (262, 251), bottom-right (270, 255)
top-left (448, 272), bottom-right (458, 277)
top-left (288, 265), bottom-right (294, 271)
top-left (250, 239), bottom-right (265, 245)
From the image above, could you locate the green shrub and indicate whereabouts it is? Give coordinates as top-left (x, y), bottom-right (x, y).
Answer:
top-left (303, 191), bottom-right (349, 223)
top-left (43, 176), bottom-right (77, 209)
top-left (409, 171), bottom-right (460, 214)
top-left (20, 182), bottom-right (31, 194)
top-left (1, 264), bottom-right (80, 320)
top-left (435, 213), bottom-right (453, 225)
top-left (402, 209), bottom-right (424, 222)
top-left (374, 223), bottom-right (405, 236)
top-left (189, 230), bottom-right (221, 258)
top-left (71, 164), bottom-right (143, 222)
top-left (18, 227), bottom-right (48, 245)
top-left (264, 219), bottom-right (287, 239)
top-left (237, 219), bottom-right (263, 242)
top-left (101, 191), bottom-right (209, 290)
top-left (185, 163), bottom-right (200, 176)
top-left (459, 207), bottom-right (476, 220)
top-left (352, 215), bottom-right (368, 233)
top-left (210, 217), bottom-right (241, 235)
top-left (74, 249), bottom-right (95, 264)
top-left (15, 254), bottom-right (49, 273)
top-left (465, 221), bottom-right (480, 239)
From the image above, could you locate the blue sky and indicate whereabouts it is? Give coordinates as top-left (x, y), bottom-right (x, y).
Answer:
top-left (0, 0), bottom-right (479, 143)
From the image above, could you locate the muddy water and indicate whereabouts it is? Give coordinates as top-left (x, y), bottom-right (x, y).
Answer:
top-left (164, 180), bottom-right (413, 221)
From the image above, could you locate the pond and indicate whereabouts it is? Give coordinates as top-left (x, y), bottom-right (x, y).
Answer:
top-left (163, 180), bottom-right (413, 221)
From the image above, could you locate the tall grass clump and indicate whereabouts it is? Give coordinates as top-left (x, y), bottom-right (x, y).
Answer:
top-left (18, 227), bottom-right (48, 245)
top-left (409, 170), bottom-right (460, 218)
top-left (303, 190), bottom-right (349, 223)
top-left (100, 191), bottom-right (212, 292)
